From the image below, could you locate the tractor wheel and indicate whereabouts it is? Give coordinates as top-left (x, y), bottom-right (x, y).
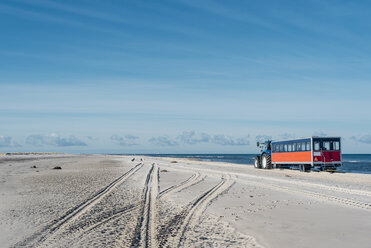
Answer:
top-left (262, 154), bottom-right (272, 169)
top-left (254, 156), bottom-right (261, 169)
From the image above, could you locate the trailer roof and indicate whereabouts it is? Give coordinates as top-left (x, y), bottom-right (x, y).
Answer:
top-left (271, 136), bottom-right (341, 143)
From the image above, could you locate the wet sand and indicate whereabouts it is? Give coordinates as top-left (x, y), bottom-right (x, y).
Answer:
top-left (1, 154), bottom-right (370, 247)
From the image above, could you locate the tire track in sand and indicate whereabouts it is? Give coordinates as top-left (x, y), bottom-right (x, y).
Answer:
top-left (64, 169), bottom-right (203, 247)
top-left (72, 171), bottom-right (203, 245)
top-left (127, 163), bottom-right (159, 248)
top-left (174, 175), bottom-right (234, 247)
top-left (239, 178), bottom-right (371, 211)
top-left (64, 204), bottom-right (140, 247)
top-left (14, 162), bottom-right (143, 248)
top-left (173, 165), bottom-right (371, 211)
top-left (159, 172), bottom-right (204, 198)
top-left (157, 175), bottom-right (242, 247)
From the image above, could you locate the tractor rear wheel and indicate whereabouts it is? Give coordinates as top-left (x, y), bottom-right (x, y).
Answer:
top-left (254, 156), bottom-right (261, 169)
top-left (262, 154), bottom-right (272, 169)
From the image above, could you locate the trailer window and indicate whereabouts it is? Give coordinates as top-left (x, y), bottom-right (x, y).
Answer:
top-left (280, 144), bottom-right (283, 152)
top-left (288, 144), bottom-right (292, 152)
top-left (302, 142), bottom-right (306, 151)
top-left (306, 142), bottom-right (310, 151)
top-left (314, 141), bottom-right (320, 151)
top-left (293, 143), bottom-right (296, 152)
top-left (323, 141), bottom-right (330, 151)
top-left (284, 144), bottom-right (287, 152)
top-left (297, 143), bottom-right (301, 151)
top-left (333, 141), bottom-right (340, 150)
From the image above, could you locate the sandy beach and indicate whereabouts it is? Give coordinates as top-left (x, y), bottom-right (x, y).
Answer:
top-left (1, 154), bottom-right (370, 248)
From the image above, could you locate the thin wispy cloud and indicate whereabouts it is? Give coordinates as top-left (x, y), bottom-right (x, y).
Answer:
top-left (25, 134), bottom-right (87, 147)
top-left (19, 0), bottom-right (130, 24)
top-left (0, 2), bottom-right (131, 39)
top-left (13, 0), bottom-right (199, 38)
top-left (313, 131), bottom-right (328, 137)
top-left (0, 3), bottom-right (82, 27)
top-left (176, 0), bottom-right (279, 30)
top-left (351, 135), bottom-right (371, 144)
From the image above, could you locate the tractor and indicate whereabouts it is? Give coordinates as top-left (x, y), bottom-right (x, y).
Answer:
top-left (254, 140), bottom-right (272, 169)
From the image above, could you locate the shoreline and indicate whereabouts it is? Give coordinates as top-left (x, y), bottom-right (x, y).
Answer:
top-left (3, 153), bottom-right (371, 173)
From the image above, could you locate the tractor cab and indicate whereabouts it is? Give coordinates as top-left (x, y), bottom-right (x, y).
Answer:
top-left (256, 140), bottom-right (272, 156)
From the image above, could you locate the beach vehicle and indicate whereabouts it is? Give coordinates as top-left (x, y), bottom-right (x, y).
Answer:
top-left (254, 137), bottom-right (342, 172)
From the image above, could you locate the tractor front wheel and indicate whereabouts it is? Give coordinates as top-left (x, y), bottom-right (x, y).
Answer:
top-left (254, 156), bottom-right (261, 169)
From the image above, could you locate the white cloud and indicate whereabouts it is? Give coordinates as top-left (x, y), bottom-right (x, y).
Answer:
top-left (177, 131), bottom-right (211, 144)
top-left (211, 134), bottom-right (250, 146)
top-left (276, 133), bottom-right (296, 140)
top-left (111, 134), bottom-right (139, 146)
top-left (26, 133), bottom-right (87, 147)
top-left (255, 135), bottom-right (272, 142)
top-left (149, 136), bottom-right (179, 146)
top-left (150, 131), bottom-right (251, 147)
top-left (0, 136), bottom-right (21, 147)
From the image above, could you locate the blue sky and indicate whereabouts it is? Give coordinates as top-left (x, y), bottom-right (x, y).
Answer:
top-left (1, 0), bottom-right (371, 153)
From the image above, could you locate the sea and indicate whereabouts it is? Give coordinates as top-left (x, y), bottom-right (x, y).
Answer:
top-left (145, 154), bottom-right (371, 174)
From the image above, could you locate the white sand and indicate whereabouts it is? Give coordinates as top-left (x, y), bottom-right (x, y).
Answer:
top-left (0, 154), bottom-right (370, 247)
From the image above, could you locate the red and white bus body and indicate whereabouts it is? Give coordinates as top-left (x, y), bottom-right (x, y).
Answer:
top-left (271, 137), bottom-right (342, 170)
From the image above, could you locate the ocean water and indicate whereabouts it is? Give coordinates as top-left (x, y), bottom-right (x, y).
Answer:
top-left (146, 154), bottom-right (371, 174)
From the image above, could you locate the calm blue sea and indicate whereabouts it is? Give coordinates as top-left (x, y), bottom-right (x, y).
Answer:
top-left (145, 154), bottom-right (371, 174)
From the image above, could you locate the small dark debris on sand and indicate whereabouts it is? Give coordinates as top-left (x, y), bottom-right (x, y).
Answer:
top-left (285, 174), bottom-right (292, 177)
top-left (53, 166), bottom-right (62, 170)
top-left (131, 158), bottom-right (135, 162)
top-left (30, 165), bottom-right (37, 168)
top-left (160, 169), bottom-right (168, 172)
top-left (170, 161), bottom-right (178, 163)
